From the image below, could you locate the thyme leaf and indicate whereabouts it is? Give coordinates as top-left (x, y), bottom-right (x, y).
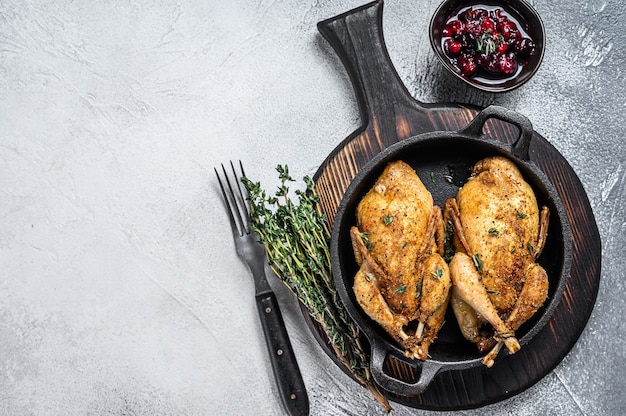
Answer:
top-left (432, 267), bottom-right (443, 280)
top-left (477, 30), bottom-right (496, 55)
top-left (472, 253), bottom-right (484, 274)
top-left (360, 232), bottom-right (373, 251)
top-left (382, 215), bottom-right (395, 225)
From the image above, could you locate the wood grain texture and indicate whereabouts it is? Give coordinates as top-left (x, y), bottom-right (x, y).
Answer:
top-left (308, 0), bottom-right (601, 409)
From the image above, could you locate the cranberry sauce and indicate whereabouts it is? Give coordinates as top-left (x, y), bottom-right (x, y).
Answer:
top-left (441, 5), bottom-right (537, 82)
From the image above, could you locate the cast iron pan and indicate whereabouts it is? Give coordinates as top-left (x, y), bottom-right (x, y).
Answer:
top-left (303, 0), bottom-right (601, 410)
top-left (330, 104), bottom-right (572, 397)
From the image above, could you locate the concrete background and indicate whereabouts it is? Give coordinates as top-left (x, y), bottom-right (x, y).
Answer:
top-left (1, 0), bottom-right (624, 414)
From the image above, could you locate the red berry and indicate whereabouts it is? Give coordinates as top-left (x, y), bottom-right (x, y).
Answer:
top-left (501, 21), bottom-right (519, 40)
top-left (481, 18), bottom-right (495, 32)
top-left (474, 8), bottom-right (489, 19)
top-left (496, 42), bottom-right (508, 54)
top-left (498, 55), bottom-right (518, 74)
top-left (459, 56), bottom-right (477, 76)
top-left (515, 38), bottom-right (536, 57)
top-left (467, 20), bottom-right (482, 37)
top-left (492, 9), bottom-right (507, 23)
top-left (487, 54), bottom-right (501, 73)
top-left (476, 53), bottom-right (490, 68)
top-left (445, 39), bottom-right (462, 55)
top-left (498, 22), bottom-right (511, 39)
top-left (443, 20), bottom-right (463, 37)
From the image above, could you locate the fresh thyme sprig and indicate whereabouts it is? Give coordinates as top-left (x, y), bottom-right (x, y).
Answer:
top-left (242, 165), bottom-right (391, 413)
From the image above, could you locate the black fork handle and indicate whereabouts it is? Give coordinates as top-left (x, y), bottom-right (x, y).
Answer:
top-left (256, 290), bottom-right (309, 416)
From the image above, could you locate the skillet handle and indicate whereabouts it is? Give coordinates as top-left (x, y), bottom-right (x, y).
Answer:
top-left (369, 339), bottom-right (441, 397)
top-left (462, 105), bottom-right (534, 160)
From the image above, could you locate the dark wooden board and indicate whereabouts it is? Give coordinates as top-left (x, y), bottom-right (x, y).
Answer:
top-left (308, 0), bottom-right (601, 410)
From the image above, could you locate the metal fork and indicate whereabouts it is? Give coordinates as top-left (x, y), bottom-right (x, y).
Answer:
top-left (215, 161), bottom-right (309, 416)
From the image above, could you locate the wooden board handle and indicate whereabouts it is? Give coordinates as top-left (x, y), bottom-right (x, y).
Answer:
top-left (317, 0), bottom-right (426, 148)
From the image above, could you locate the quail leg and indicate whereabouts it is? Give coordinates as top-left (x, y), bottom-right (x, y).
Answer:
top-left (449, 252), bottom-right (520, 366)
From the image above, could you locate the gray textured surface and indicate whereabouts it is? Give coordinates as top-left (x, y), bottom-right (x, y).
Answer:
top-left (0, 0), bottom-right (624, 414)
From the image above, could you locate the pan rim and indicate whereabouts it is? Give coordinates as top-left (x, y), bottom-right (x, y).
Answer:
top-left (330, 128), bottom-right (572, 372)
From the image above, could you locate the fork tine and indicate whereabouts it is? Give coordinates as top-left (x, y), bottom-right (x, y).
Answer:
top-left (215, 163), bottom-right (244, 237)
top-left (230, 160), bottom-right (250, 228)
top-left (231, 160), bottom-right (251, 223)
top-left (216, 160), bottom-right (253, 237)
top-left (215, 166), bottom-right (239, 235)
top-left (225, 161), bottom-right (250, 235)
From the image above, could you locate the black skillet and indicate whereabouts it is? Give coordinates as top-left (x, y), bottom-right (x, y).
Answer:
top-left (330, 104), bottom-right (572, 397)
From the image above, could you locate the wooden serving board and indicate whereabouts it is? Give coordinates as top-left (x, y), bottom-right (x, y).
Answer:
top-left (309, 0), bottom-right (601, 409)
